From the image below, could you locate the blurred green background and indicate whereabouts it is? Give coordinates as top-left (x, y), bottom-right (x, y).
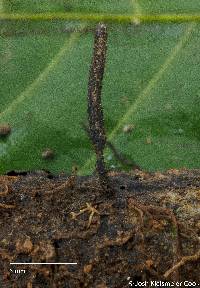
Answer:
top-left (0, 0), bottom-right (199, 175)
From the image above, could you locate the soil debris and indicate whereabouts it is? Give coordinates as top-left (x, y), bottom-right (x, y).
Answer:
top-left (0, 169), bottom-right (199, 287)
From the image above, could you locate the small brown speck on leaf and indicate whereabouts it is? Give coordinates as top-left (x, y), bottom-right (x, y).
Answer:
top-left (0, 123), bottom-right (11, 136)
top-left (123, 124), bottom-right (134, 133)
top-left (146, 136), bottom-right (152, 144)
top-left (42, 148), bottom-right (54, 160)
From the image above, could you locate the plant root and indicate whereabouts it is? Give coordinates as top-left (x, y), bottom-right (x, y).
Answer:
top-left (0, 182), bottom-right (15, 209)
top-left (70, 202), bottom-right (100, 228)
top-left (128, 197), bottom-right (181, 281)
top-left (164, 249), bottom-right (200, 279)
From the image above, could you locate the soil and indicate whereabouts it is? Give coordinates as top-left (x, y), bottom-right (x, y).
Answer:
top-left (0, 168), bottom-right (199, 288)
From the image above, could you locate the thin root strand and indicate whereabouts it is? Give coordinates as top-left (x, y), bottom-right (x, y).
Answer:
top-left (70, 202), bottom-right (100, 228)
top-left (164, 249), bottom-right (200, 279)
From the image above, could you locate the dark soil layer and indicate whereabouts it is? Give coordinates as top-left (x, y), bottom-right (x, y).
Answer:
top-left (0, 169), bottom-right (199, 288)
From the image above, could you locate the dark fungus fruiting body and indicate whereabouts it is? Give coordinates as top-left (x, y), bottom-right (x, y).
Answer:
top-left (41, 148), bottom-right (54, 160)
top-left (87, 23), bottom-right (111, 192)
top-left (0, 123), bottom-right (11, 137)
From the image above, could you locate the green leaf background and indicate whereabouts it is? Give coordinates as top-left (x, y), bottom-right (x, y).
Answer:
top-left (0, 1), bottom-right (200, 175)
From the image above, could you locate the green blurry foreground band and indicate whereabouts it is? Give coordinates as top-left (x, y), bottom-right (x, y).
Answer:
top-left (1, 12), bottom-right (200, 23)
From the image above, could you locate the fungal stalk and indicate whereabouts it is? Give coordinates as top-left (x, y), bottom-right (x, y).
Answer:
top-left (87, 23), bottom-right (110, 191)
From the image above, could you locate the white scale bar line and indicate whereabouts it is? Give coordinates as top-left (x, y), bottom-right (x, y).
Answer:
top-left (10, 263), bottom-right (77, 265)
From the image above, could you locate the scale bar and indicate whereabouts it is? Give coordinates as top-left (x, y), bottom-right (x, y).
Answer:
top-left (10, 263), bottom-right (77, 265)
